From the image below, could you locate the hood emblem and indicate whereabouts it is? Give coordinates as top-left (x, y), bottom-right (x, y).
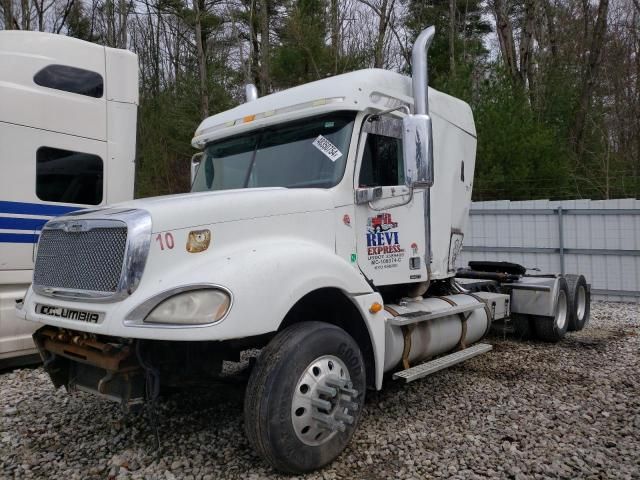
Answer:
top-left (63, 221), bottom-right (89, 232)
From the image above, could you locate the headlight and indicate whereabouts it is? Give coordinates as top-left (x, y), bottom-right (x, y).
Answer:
top-left (144, 289), bottom-right (230, 325)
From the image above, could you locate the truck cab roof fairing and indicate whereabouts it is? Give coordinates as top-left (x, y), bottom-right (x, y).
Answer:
top-left (192, 69), bottom-right (475, 148)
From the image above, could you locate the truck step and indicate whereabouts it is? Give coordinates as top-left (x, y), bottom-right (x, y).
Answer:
top-left (392, 343), bottom-right (493, 383)
top-left (388, 303), bottom-right (484, 327)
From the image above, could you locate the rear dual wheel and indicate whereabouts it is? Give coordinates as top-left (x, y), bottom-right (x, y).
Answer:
top-left (512, 313), bottom-right (535, 340)
top-left (244, 322), bottom-right (366, 473)
top-left (511, 276), bottom-right (590, 342)
top-left (534, 277), bottom-right (569, 342)
top-left (564, 274), bottom-right (590, 331)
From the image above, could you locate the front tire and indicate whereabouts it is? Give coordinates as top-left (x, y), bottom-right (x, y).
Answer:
top-left (244, 322), bottom-right (366, 473)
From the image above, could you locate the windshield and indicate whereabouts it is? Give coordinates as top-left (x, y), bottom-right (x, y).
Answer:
top-left (191, 112), bottom-right (356, 191)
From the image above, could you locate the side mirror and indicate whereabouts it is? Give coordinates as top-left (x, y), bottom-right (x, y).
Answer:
top-left (190, 152), bottom-right (204, 185)
top-left (402, 114), bottom-right (433, 188)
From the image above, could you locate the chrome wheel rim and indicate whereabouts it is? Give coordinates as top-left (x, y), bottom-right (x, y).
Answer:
top-left (576, 285), bottom-right (586, 320)
top-left (291, 354), bottom-right (356, 446)
top-left (556, 289), bottom-right (568, 329)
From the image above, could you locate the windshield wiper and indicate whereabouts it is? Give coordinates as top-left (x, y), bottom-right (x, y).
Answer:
top-left (242, 134), bottom-right (262, 188)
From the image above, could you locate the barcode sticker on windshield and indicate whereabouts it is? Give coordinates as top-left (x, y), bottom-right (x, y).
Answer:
top-left (312, 135), bottom-right (343, 162)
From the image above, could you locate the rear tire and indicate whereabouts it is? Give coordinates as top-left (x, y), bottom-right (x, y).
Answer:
top-left (512, 313), bottom-right (535, 340)
top-left (564, 274), bottom-right (590, 331)
top-left (533, 277), bottom-right (570, 342)
top-left (244, 322), bottom-right (366, 473)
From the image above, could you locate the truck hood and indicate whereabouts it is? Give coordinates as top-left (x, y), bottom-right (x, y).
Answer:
top-left (108, 188), bottom-right (335, 233)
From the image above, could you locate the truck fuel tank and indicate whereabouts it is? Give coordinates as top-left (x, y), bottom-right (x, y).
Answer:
top-left (382, 292), bottom-right (509, 372)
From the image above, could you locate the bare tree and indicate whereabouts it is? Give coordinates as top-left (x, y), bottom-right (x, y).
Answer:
top-left (193, 0), bottom-right (209, 118)
top-left (20, 0), bottom-right (30, 29)
top-left (449, 0), bottom-right (455, 74)
top-left (491, 0), bottom-right (519, 83)
top-left (258, 0), bottom-right (270, 93)
top-left (572, 0), bottom-right (609, 159)
top-left (118, 0), bottom-right (128, 47)
top-left (519, 0), bottom-right (535, 93)
top-left (3, 0), bottom-right (15, 29)
top-left (33, 0), bottom-right (53, 31)
top-left (358, 0), bottom-right (397, 68)
top-left (329, 0), bottom-right (339, 73)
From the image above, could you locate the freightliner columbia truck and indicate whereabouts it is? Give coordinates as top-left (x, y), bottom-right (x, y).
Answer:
top-left (17, 27), bottom-right (590, 473)
top-left (0, 31), bottom-right (138, 367)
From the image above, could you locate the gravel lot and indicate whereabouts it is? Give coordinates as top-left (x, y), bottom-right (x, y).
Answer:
top-left (1, 301), bottom-right (639, 480)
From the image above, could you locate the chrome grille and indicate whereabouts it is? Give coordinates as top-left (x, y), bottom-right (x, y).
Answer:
top-left (34, 226), bottom-right (128, 293)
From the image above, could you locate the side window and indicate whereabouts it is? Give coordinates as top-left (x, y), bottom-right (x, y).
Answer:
top-left (359, 133), bottom-right (404, 187)
top-left (34, 65), bottom-right (104, 98)
top-left (36, 147), bottom-right (103, 205)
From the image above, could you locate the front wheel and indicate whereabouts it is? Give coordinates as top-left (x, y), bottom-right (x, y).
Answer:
top-left (244, 322), bottom-right (366, 473)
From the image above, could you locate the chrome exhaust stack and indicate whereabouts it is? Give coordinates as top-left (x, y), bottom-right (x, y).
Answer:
top-left (411, 26), bottom-right (435, 115)
top-left (402, 26), bottom-right (435, 188)
top-left (245, 84), bottom-right (258, 102)
top-left (403, 26), bottom-right (436, 287)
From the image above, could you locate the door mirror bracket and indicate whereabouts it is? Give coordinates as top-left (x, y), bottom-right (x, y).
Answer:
top-left (190, 152), bottom-right (204, 187)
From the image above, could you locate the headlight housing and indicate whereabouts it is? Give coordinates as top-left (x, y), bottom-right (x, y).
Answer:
top-left (144, 288), bottom-right (230, 325)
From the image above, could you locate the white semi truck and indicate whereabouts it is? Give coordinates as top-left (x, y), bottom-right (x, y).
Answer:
top-left (0, 32), bottom-right (138, 366)
top-left (17, 27), bottom-right (590, 473)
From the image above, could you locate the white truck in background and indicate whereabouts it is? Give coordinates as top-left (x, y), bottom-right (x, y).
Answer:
top-left (0, 32), bottom-right (138, 367)
top-left (17, 27), bottom-right (590, 473)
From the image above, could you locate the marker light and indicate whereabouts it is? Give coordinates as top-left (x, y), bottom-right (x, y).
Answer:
top-left (186, 229), bottom-right (211, 253)
top-left (369, 302), bottom-right (383, 314)
top-left (144, 289), bottom-right (230, 325)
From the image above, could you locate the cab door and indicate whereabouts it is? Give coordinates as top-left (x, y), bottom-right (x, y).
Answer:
top-left (353, 115), bottom-right (429, 287)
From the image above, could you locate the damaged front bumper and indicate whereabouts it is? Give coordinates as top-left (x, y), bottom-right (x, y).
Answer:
top-left (34, 327), bottom-right (146, 405)
top-left (33, 325), bottom-right (248, 406)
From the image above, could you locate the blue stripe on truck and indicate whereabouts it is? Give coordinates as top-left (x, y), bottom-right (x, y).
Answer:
top-left (0, 200), bottom-right (84, 243)
top-left (0, 217), bottom-right (48, 231)
top-left (0, 233), bottom-right (39, 243)
top-left (0, 200), bottom-right (80, 216)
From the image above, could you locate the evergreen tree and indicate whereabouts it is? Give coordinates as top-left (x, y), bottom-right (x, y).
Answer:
top-left (271, 0), bottom-right (332, 88)
top-left (403, 0), bottom-right (490, 99)
top-left (66, 1), bottom-right (95, 42)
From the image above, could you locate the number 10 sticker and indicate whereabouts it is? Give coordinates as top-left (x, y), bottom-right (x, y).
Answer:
top-left (156, 232), bottom-right (175, 250)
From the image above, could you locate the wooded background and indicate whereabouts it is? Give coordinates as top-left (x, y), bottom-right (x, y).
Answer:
top-left (1, 0), bottom-right (639, 200)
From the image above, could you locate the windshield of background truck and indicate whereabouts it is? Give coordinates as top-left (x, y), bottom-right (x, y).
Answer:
top-left (191, 112), bottom-right (356, 191)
